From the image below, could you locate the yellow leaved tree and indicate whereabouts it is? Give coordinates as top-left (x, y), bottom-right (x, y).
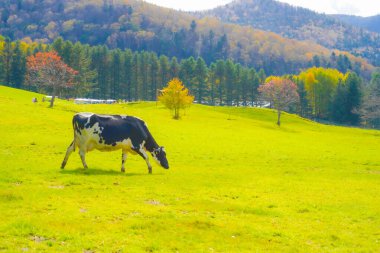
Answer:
top-left (158, 78), bottom-right (194, 119)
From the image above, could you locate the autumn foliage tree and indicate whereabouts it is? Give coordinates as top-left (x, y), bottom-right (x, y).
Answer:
top-left (158, 78), bottom-right (194, 119)
top-left (259, 77), bottom-right (299, 126)
top-left (26, 51), bottom-right (77, 107)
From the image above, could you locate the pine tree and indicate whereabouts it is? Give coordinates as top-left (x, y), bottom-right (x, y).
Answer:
top-left (214, 60), bottom-right (225, 105)
top-left (331, 80), bottom-right (348, 123)
top-left (170, 57), bottom-right (180, 79)
top-left (345, 72), bottom-right (362, 125)
top-left (194, 57), bottom-right (208, 103)
top-left (3, 38), bottom-right (12, 86)
top-left (52, 37), bottom-right (64, 56)
top-left (225, 60), bottom-right (235, 106)
top-left (10, 41), bottom-right (26, 88)
top-left (179, 57), bottom-right (196, 94)
top-left (71, 43), bottom-right (96, 98)
top-left (361, 72), bottom-right (380, 128)
top-left (122, 49), bottom-right (133, 101)
top-left (159, 55), bottom-right (170, 89)
top-left (150, 53), bottom-right (160, 100)
top-left (111, 49), bottom-right (122, 99)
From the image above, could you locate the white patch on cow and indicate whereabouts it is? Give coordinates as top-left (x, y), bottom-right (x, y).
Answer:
top-left (98, 114), bottom-right (118, 119)
top-left (78, 112), bottom-right (94, 117)
top-left (151, 150), bottom-right (161, 166)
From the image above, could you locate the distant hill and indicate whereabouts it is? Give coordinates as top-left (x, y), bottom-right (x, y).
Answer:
top-left (0, 0), bottom-right (373, 76)
top-left (332, 14), bottom-right (380, 34)
top-left (198, 0), bottom-right (380, 66)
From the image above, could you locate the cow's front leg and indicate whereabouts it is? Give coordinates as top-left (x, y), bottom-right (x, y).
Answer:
top-left (79, 149), bottom-right (88, 169)
top-left (134, 148), bottom-right (152, 174)
top-left (121, 151), bottom-right (127, 172)
top-left (61, 140), bottom-right (75, 169)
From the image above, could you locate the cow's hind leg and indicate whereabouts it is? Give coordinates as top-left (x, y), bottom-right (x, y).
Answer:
top-left (121, 151), bottom-right (127, 172)
top-left (79, 149), bottom-right (88, 169)
top-left (133, 148), bottom-right (152, 174)
top-left (61, 141), bottom-right (75, 169)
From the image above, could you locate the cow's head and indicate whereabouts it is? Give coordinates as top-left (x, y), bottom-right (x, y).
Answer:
top-left (151, 147), bottom-right (169, 169)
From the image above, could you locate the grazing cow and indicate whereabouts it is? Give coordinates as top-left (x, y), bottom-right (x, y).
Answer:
top-left (61, 113), bottom-right (169, 173)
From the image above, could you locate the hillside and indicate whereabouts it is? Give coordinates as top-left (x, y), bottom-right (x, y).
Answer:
top-left (199, 0), bottom-right (380, 66)
top-left (1, 85), bottom-right (380, 251)
top-left (0, 0), bottom-right (373, 76)
top-left (333, 14), bottom-right (380, 34)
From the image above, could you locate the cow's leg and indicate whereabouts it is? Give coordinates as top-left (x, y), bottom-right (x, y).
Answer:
top-left (61, 141), bottom-right (75, 169)
top-left (79, 149), bottom-right (88, 169)
top-left (133, 148), bottom-right (152, 174)
top-left (121, 151), bottom-right (127, 172)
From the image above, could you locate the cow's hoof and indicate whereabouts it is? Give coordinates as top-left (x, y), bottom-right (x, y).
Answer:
top-left (121, 168), bottom-right (125, 173)
top-left (60, 163), bottom-right (65, 169)
top-left (148, 168), bottom-right (152, 174)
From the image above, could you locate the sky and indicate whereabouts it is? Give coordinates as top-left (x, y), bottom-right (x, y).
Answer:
top-left (143, 0), bottom-right (380, 17)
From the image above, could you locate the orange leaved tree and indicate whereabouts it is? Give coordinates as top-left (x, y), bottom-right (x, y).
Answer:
top-left (158, 78), bottom-right (194, 119)
top-left (259, 77), bottom-right (299, 126)
top-left (26, 51), bottom-right (78, 107)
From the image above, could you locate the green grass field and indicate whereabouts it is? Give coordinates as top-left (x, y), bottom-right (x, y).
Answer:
top-left (0, 85), bottom-right (379, 252)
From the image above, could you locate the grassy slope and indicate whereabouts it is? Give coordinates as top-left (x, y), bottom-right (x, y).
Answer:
top-left (0, 85), bottom-right (379, 252)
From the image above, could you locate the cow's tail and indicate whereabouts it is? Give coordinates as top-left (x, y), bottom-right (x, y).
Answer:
top-left (72, 115), bottom-right (77, 152)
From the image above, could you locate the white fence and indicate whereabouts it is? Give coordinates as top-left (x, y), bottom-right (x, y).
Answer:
top-left (74, 98), bottom-right (116, 104)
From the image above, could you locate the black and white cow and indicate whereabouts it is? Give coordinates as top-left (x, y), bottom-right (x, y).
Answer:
top-left (61, 113), bottom-right (169, 173)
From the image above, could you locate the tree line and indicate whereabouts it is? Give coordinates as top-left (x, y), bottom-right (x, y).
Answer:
top-left (1, 36), bottom-right (380, 128)
top-left (0, 37), bottom-right (266, 106)
top-left (0, 0), bottom-right (373, 79)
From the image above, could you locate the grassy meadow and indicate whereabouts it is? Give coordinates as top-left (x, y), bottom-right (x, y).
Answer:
top-left (0, 85), bottom-right (379, 252)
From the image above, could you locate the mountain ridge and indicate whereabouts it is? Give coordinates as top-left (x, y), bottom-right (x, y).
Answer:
top-left (0, 0), bottom-right (374, 76)
top-left (197, 0), bottom-right (380, 67)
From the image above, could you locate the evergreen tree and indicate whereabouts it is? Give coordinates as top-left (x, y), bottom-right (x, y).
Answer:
top-left (225, 60), bottom-right (235, 105)
top-left (345, 72), bottom-right (362, 125)
top-left (131, 52), bottom-right (141, 100)
top-left (61, 40), bottom-right (74, 65)
top-left (110, 49), bottom-right (122, 99)
top-left (170, 57), bottom-right (180, 79)
top-left (331, 80), bottom-right (348, 123)
top-left (194, 57), bottom-right (208, 103)
top-left (122, 49), bottom-right (133, 101)
top-left (10, 41), bottom-right (26, 88)
top-left (240, 69), bottom-right (249, 106)
top-left (52, 37), bottom-right (64, 56)
top-left (3, 38), bottom-right (12, 86)
top-left (150, 53), bottom-right (160, 100)
top-left (361, 72), bottom-right (380, 128)
top-left (179, 57), bottom-right (196, 94)
top-left (209, 63), bottom-right (217, 105)
top-left (214, 60), bottom-right (225, 105)
top-left (159, 55), bottom-right (170, 89)
top-left (70, 43), bottom-right (96, 98)
top-left (141, 52), bottom-right (150, 100)
top-left (295, 78), bottom-right (311, 117)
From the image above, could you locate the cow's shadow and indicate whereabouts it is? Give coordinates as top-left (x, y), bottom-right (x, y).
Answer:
top-left (60, 168), bottom-right (159, 176)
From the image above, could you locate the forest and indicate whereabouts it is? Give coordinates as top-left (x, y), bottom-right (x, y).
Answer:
top-left (1, 36), bottom-right (379, 128)
top-left (0, 0), bottom-right (374, 77)
top-left (200, 0), bottom-right (380, 66)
